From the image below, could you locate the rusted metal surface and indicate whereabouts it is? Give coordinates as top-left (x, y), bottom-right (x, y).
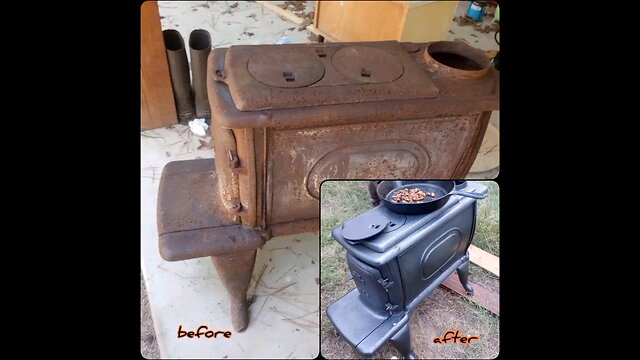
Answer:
top-left (453, 111), bottom-right (492, 177)
top-left (423, 41), bottom-right (490, 80)
top-left (208, 47), bottom-right (497, 130)
top-left (331, 45), bottom-right (404, 83)
top-left (210, 117), bottom-right (242, 214)
top-left (157, 159), bottom-right (237, 235)
top-left (211, 250), bottom-right (257, 332)
top-left (266, 219), bottom-right (319, 239)
top-left (157, 159), bottom-right (264, 261)
top-left (265, 114), bottom-right (482, 224)
top-left (218, 41), bottom-right (441, 112)
top-left (159, 224), bottom-right (264, 261)
top-left (234, 128), bottom-right (258, 228)
top-left (248, 47), bottom-right (325, 88)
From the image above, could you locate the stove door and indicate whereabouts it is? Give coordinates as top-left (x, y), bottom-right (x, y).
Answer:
top-left (265, 114), bottom-right (482, 224)
top-left (347, 253), bottom-right (390, 312)
top-left (398, 203), bottom-right (475, 304)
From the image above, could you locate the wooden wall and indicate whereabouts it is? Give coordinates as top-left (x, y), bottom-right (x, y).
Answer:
top-left (141, 1), bottom-right (177, 130)
top-left (315, 1), bottom-right (457, 43)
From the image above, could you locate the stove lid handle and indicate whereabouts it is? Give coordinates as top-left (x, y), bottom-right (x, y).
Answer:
top-left (448, 190), bottom-right (487, 200)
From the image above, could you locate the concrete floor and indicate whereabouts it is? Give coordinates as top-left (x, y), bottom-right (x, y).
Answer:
top-left (141, 125), bottom-right (319, 359)
top-left (141, 1), bottom-right (499, 358)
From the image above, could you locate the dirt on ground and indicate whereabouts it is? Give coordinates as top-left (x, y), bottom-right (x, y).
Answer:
top-left (453, 15), bottom-right (500, 33)
top-left (280, 1), bottom-right (306, 12)
top-left (279, 0), bottom-right (315, 29)
top-left (141, 272), bottom-right (161, 359)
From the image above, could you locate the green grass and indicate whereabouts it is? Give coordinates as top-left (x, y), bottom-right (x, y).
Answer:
top-left (320, 180), bottom-right (500, 359)
top-left (320, 181), bottom-right (371, 296)
top-left (474, 181), bottom-right (500, 256)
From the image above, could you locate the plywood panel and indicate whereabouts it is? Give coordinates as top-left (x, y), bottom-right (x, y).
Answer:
top-left (141, 1), bottom-right (177, 130)
top-left (440, 273), bottom-right (499, 315)
top-left (400, 1), bottom-right (458, 42)
top-left (468, 245), bottom-right (499, 277)
top-left (315, 1), bottom-right (408, 41)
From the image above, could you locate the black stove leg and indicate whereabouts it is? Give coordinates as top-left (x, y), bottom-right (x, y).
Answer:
top-left (367, 181), bottom-right (380, 206)
top-left (457, 260), bottom-right (474, 296)
top-left (390, 323), bottom-right (417, 359)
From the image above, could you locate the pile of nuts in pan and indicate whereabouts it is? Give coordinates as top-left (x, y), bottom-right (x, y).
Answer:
top-left (391, 188), bottom-right (437, 203)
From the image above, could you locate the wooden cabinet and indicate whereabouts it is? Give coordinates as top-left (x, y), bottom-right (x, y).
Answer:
top-left (314, 1), bottom-right (458, 42)
top-left (141, 1), bottom-right (177, 130)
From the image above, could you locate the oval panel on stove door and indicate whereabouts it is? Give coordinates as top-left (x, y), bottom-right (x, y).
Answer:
top-left (420, 228), bottom-right (463, 280)
top-left (305, 141), bottom-right (431, 199)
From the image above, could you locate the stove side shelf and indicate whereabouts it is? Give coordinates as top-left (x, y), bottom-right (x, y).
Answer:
top-left (326, 288), bottom-right (410, 357)
top-left (356, 312), bottom-right (410, 357)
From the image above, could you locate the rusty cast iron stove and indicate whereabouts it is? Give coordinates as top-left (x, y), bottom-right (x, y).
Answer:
top-left (156, 40), bottom-right (499, 332)
top-left (327, 181), bottom-right (487, 358)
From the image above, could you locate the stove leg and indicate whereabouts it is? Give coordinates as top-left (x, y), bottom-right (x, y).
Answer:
top-left (211, 250), bottom-right (257, 332)
top-left (367, 181), bottom-right (380, 206)
top-left (390, 323), bottom-right (417, 359)
top-left (457, 260), bottom-right (474, 296)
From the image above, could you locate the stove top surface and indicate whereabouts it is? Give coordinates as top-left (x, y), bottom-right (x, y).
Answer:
top-left (335, 181), bottom-right (487, 255)
top-left (222, 41), bottom-right (441, 111)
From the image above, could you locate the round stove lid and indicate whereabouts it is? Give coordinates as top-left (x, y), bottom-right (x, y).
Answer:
top-left (331, 46), bottom-right (404, 83)
top-left (380, 210), bottom-right (407, 233)
top-left (247, 48), bottom-right (325, 88)
top-left (342, 212), bottom-right (388, 242)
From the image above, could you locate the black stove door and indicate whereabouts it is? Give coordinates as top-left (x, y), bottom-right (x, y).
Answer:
top-left (347, 253), bottom-right (390, 312)
top-left (398, 203), bottom-right (475, 305)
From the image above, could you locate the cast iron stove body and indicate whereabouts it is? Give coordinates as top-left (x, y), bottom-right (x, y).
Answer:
top-left (327, 181), bottom-right (487, 358)
top-left (157, 40), bottom-right (498, 333)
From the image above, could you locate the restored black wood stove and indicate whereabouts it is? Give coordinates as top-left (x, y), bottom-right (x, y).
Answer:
top-left (326, 181), bottom-right (488, 359)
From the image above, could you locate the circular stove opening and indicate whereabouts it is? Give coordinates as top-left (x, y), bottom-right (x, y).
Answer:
top-left (424, 41), bottom-right (490, 77)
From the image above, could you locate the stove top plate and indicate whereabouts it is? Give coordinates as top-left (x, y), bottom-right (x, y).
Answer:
top-left (221, 41), bottom-right (440, 111)
top-left (333, 182), bottom-right (488, 256)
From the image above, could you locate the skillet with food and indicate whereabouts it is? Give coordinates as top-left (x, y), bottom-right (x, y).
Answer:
top-left (376, 181), bottom-right (487, 214)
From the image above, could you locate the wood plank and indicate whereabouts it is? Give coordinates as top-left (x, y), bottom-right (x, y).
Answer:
top-left (468, 245), bottom-right (500, 277)
top-left (306, 25), bottom-right (339, 42)
top-left (141, 1), bottom-right (177, 130)
top-left (399, 1), bottom-right (457, 42)
top-left (313, 0), bottom-right (320, 26)
top-left (315, 1), bottom-right (408, 41)
top-left (440, 273), bottom-right (499, 315)
top-left (256, 1), bottom-right (304, 25)
top-left (485, 49), bottom-right (498, 58)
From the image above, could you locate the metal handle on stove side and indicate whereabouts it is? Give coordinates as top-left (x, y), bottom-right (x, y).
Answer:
top-left (448, 190), bottom-right (487, 199)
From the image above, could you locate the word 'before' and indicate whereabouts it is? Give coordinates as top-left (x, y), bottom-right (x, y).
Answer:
top-left (177, 325), bottom-right (233, 339)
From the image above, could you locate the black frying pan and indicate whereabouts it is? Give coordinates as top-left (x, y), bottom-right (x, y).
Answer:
top-left (376, 181), bottom-right (487, 214)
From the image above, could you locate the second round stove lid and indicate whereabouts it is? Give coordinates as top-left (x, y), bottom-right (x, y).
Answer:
top-left (331, 45), bottom-right (404, 83)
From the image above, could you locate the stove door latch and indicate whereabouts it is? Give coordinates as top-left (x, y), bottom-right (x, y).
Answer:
top-left (385, 302), bottom-right (399, 314)
top-left (377, 277), bottom-right (394, 290)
